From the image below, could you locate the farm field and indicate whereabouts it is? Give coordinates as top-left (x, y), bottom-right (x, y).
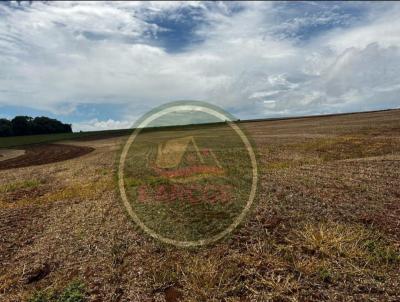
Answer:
top-left (0, 109), bottom-right (400, 301)
top-left (0, 129), bottom-right (131, 149)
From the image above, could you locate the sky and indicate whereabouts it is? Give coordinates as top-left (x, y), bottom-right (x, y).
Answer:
top-left (1, 1), bottom-right (400, 131)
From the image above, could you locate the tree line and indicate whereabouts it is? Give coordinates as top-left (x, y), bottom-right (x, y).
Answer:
top-left (0, 116), bottom-right (72, 137)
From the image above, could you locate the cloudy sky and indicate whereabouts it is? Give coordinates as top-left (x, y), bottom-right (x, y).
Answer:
top-left (1, 1), bottom-right (400, 131)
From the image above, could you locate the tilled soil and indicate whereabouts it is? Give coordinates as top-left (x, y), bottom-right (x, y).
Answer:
top-left (0, 144), bottom-right (94, 170)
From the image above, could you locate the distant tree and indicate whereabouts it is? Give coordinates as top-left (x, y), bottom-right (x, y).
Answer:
top-left (0, 115), bottom-right (72, 137)
top-left (11, 116), bottom-right (33, 136)
top-left (63, 123), bottom-right (72, 133)
top-left (0, 118), bottom-right (13, 136)
top-left (31, 116), bottom-right (72, 134)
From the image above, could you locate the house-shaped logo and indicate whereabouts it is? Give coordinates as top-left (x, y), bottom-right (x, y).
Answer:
top-left (154, 136), bottom-right (224, 182)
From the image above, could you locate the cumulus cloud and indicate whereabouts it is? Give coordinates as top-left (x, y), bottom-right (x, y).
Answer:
top-left (0, 1), bottom-right (399, 130)
top-left (72, 118), bottom-right (132, 132)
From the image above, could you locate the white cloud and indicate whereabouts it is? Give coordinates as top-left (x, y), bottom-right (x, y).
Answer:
top-left (320, 4), bottom-right (400, 51)
top-left (72, 118), bottom-right (132, 132)
top-left (0, 1), bottom-right (399, 130)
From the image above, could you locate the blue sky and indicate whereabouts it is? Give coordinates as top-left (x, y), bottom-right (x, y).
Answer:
top-left (0, 1), bottom-right (400, 131)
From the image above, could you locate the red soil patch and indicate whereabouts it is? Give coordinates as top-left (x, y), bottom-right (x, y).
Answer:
top-left (164, 286), bottom-right (182, 302)
top-left (0, 144), bottom-right (94, 170)
top-left (358, 201), bottom-right (400, 240)
top-left (4, 186), bottom-right (49, 203)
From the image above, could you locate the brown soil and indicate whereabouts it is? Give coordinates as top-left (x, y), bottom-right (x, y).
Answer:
top-left (0, 149), bottom-right (26, 162)
top-left (164, 286), bottom-right (182, 302)
top-left (0, 204), bottom-right (51, 269)
top-left (4, 186), bottom-right (49, 203)
top-left (0, 144), bottom-right (94, 170)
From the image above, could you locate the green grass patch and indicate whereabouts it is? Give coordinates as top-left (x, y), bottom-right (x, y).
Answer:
top-left (0, 179), bottom-right (41, 193)
top-left (28, 280), bottom-right (86, 302)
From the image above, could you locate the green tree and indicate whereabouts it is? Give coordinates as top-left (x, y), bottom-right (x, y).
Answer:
top-left (1, 115), bottom-right (72, 136)
top-left (0, 118), bottom-right (13, 136)
top-left (11, 116), bottom-right (33, 136)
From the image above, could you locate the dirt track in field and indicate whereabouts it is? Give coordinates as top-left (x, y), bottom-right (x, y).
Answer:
top-left (0, 149), bottom-right (26, 162)
top-left (0, 144), bottom-right (94, 171)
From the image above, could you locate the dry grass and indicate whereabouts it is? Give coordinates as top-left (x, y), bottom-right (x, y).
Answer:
top-left (1, 110), bottom-right (400, 301)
